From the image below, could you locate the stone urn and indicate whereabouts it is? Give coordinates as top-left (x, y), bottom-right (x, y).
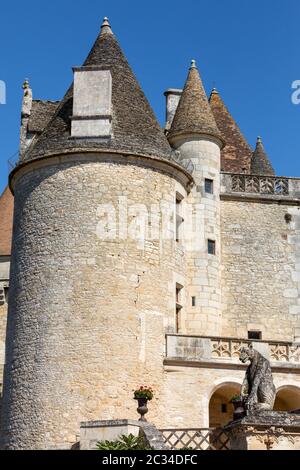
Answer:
top-left (231, 398), bottom-right (245, 420)
top-left (135, 397), bottom-right (149, 422)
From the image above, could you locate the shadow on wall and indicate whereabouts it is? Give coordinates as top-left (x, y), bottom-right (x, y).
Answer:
top-left (274, 386), bottom-right (300, 412)
top-left (209, 382), bottom-right (241, 428)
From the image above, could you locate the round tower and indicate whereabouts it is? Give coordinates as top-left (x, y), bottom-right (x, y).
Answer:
top-left (167, 63), bottom-right (224, 336)
top-left (1, 19), bottom-right (193, 449)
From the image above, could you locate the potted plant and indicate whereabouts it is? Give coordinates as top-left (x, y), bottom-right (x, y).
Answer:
top-left (133, 386), bottom-right (154, 421)
top-left (230, 394), bottom-right (245, 420)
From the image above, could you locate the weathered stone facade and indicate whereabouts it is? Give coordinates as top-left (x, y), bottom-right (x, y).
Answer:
top-left (0, 18), bottom-right (300, 450)
top-left (1, 155), bottom-right (189, 449)
top-left (221, 198), bottom-right (300, 341)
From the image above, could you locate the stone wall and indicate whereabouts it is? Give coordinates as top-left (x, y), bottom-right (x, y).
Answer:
top-left (0, 258), bottom-right (9, 391)
top-left (221, 199), bottom-right (300, 341)
top-left (1, 154), bottom-right (187, 449)
top-left (157, 364), bottom-right (300, 429)
top-left (0, 303), bottom-right (7, 386)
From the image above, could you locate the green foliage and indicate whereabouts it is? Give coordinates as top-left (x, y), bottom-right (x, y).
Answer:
top-left (133, 386), bottom-right (154, 401)
top-left (230, 394), bottom-right (242, 402)
top-left (96, 433), bottom-right (151, 450)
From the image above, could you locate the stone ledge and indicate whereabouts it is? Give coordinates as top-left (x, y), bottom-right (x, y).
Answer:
top-left (224, 411), bottom-right (300, 450)
top-left (221, 192), bottom-right (300, 205)
top-left (226, 410), bottom-right (300, 429)
top-left (80, 419), bottom-right (139, 428)
top-left (164, 357), bottom-right (300, 373)
top-left (80, 419), bottom-right (168, 450)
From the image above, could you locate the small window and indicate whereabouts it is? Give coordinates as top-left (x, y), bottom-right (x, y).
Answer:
top-left (192, 296), bottom-right (196, 307)
top-left (221, 404), bottom-right (227, 413)
top-left (0, 289), bottom-right (4, 306)
top-left (176, 284), bottom-right (183, 333)
top-left (4, 287), bottom-right (9, 304)
top-left (176, 306), bottom-right (182, 334)
top-left (176, 193), bottom-right (184, 243)
top-left (248, 331), bottom-right (262, 340)
top-left (208, 239), bottom-right (216, 255)
top-left (205, 179), bottom-right (213, 194)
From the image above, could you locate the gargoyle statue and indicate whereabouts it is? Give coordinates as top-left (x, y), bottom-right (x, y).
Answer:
top-left (239, 345), bottom-right (276, 411)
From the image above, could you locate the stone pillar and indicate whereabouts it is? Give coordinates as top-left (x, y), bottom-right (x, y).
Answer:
top-left (225, 411), bottom-right (300, 450)
top-left (164, 89), bottom-right (182, 131)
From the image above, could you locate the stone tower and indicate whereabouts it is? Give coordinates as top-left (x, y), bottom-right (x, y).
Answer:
top-left (1, 19), bottom-right (192, 449)
top-left (167, 62), bottom-right (224, 335)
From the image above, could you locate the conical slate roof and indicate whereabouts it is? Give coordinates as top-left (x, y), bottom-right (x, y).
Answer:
top-left (26, 18), bottom-right (172, 162)
top-left (251, 137), bottom-right (275, 175)
top-left (209, 88), bottom-right (252, 173)
top-left (168, 61), bottom-right (222, 143)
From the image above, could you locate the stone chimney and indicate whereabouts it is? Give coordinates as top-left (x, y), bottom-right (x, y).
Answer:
top-left (164, 88), bottom-right (182, 131)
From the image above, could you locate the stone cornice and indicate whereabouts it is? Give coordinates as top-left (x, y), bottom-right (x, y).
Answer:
top-left (9, 150), bottom-right (194, 194)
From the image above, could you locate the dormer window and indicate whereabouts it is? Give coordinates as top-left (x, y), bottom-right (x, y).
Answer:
top-left (71, 67), bottom-right (112, 137)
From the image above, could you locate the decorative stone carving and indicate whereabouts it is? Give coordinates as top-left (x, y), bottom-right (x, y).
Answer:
top-left (225, 411), bottom-right (300, 450)
top-left (21, 79), bottom-right (32, 118)
top-left (239, 345), bottom-right (276, 411)
top-left (231, 174), bottom-right (289, 195)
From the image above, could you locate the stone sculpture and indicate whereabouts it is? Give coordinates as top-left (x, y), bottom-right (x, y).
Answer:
top-left (239, 345), bottom-right (276, 411)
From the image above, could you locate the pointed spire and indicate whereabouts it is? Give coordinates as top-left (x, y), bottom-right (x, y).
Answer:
top-left (210, 87), bottom-right (218, 96)
top-left (28, 20), bottom-right (172, 162)
top-left (100, 17), bottom-right (113, 35)
top-left (168, 60), bottom-right (222, 144)
top-left (209, 88), bottom-right (253, 173)
top-left (251, 136), bottom-right (275, 175)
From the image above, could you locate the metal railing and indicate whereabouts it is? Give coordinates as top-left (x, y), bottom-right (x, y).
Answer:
top-left (7, 150), bottom-right (20, 171)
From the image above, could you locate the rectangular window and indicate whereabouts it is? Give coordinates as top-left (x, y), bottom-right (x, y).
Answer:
top-left (4, 287), bottom-right (8, 304)
top-left (176, 192), bottom-right (184, 243)
top-left (221, 404), bottom-right (227, 413)
top-left (248, 331), bottom-right (262, 340)
top-left (205, 178), bottom-right (213, 194)
top-left (208, 239), bottom-right (216, 255)
top-left (175, 283), bottom-right (183, 333)
top-left (192, 296), bottom-right (196, 307)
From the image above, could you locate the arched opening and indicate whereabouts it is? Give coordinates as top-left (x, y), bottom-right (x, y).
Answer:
top-left (209, 382), bottom-right (241, 428)
top-left (274, 386), bottom-right (300, 412)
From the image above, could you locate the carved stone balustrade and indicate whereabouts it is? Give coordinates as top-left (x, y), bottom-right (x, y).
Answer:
top-left (221, 173), bottom-right (300, 202)
top-left (165, 335), bottom-right (300, 372)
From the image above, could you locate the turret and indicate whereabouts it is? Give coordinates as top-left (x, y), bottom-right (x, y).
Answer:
top-left (167, 60), bottom-right (223, 336)
top-left (1, 18), bottom-right (192, 449)
top-left (251, 136), bottom-right (275, 175)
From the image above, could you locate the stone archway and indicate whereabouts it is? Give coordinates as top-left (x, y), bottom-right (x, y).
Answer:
top-left (274, 386), bottom-right (300, 412)
top-left (209, 382), bottom-right (241, 428)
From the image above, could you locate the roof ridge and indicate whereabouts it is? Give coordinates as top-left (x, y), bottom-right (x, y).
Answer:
top-left (32, 99), bottom-right (60, 103)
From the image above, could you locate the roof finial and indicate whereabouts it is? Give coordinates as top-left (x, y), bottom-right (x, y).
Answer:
top-left (100, 16), bottom-right (113, 35)
top-left (257, 135), bottom-right (262, 144)
top-left (190, 59), bottom-right (197, 69)
top-left (21, 78), bottom-right (32, 118)
top-left (211, 87), bottom-right (218, 94)
top-left (22, 78), bottom-right (30, 90)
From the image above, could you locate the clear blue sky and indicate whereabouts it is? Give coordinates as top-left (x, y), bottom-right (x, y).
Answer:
top-left (0, 0), bottom-right (299, 194)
